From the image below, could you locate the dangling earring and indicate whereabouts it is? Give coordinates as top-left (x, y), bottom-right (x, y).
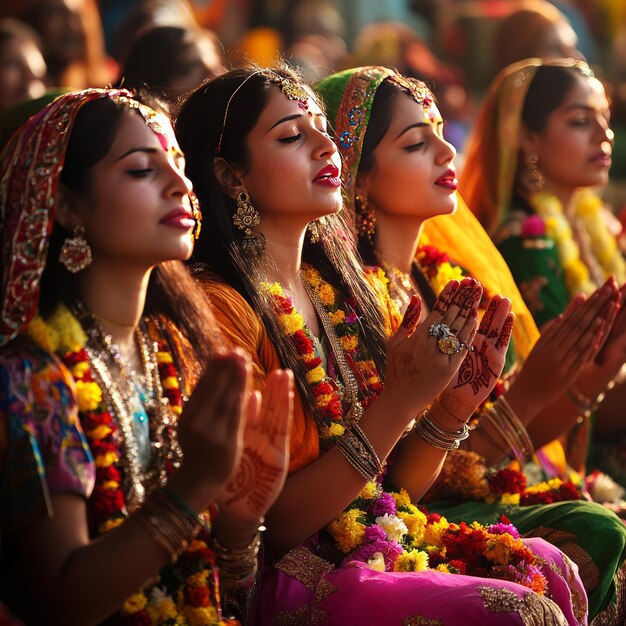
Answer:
top-left (355, 193), bottom-right (376, 244)
top-left (523, 153), bottom-right (545, 193)
top-left (233, 191), bottom-right (265, 254)
top-left (58, 225), bottom-right (92, 273)
top-left (307, 220), bottom-right (321, 244)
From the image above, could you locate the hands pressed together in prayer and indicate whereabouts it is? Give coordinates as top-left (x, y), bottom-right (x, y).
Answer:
top-left (170, 348), bottom-right (293, 546)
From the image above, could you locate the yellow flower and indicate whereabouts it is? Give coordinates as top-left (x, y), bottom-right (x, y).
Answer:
top-left (327, 509), bottom-right (367, 553)
top-left (318, 284), bottom-right (335, 306)
top-left (162, 376), bottom-right (179, 390)
top-left (359, 480), bottom-right (379, 500)
top-left (96, 450), bottom-right (119, 468)
top-left (87, 424), bottom-right (111, 440)
top-left (147, 596), bottom-right (178, 622)
top-left (99, 517), bottom-right (124, 533)
top-left (27, 317), bottom-right (55, 353)
top-left (423, 518), bottom-right (449, 547)
top-left (327, 423), bottom-right (345, 438)
top-left (102, 480), bottom-right (119, 490)
top-left (188, 539), bottom-right (210, 552)
top-left (157, 351), bottom-right (173, 364)
top-left (279, 311), bottom-right (305, 335)
top-left (435, 563), bottom-right (452, 574)
top-left (72, 361), bottom-right (90, 377)
top-left (340, 335), bottom-right (358, 352)
top-left (357, 359), bottom-right (376, 372)
top-left (75, 380), bottom-right (102, 412)
top-left (122, 592), bottom-right (148, 615)
top-left (182, 606), bottom-right (219, 626)
top-left (398, 510), bottom-right (427, 545)
top-left (329, 309), bottom-right (346, 325)
top-left (393, 549), bottom-right (429, 572)
top-left (499, 492), bottom-right (520, 505)
top-left (186, 569), bottom-right (209, 587)
top-left (485, 535), bottom-right (517, 565)
top-left (306, 366), bottom-right (325, 384)
top-left (390, 488), bottom-right (411, 509)
top-left (433, 263), bottom-right (465, 295)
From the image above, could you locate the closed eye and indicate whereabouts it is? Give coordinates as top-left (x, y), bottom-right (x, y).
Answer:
top-left (127, 169), bottom-right (154, 177)
top-left (278, 133), bottom-right (302, 144)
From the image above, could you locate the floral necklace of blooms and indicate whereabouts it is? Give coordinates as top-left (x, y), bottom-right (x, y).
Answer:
top-left (526, 190), bottom-right (626, 297)
top-left (261, 265), bottom-right (383, 443)
top-left (28, 305), bottom-right (237, 626)
top-left (261, 266), bottom-right (549, 593)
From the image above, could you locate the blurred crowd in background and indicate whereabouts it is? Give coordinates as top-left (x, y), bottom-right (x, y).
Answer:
top-left (2, 0), bottom-right (626, 205)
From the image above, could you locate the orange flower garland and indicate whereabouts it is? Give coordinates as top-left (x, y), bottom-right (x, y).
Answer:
top-left (262, 267), bottom-right (382, 442)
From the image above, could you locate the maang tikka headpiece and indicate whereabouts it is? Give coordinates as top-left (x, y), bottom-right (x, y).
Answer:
top-left (215, 69), bottom-right (310, 155)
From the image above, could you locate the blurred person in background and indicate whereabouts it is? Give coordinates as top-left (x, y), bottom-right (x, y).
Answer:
top-left (0, 0), bottom-right (114, 89)
top-left (119, 24), bottom-right (224, 104)
top-left (0, 19), bottom-right (46, 115)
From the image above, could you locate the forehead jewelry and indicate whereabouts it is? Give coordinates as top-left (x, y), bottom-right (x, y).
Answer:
top-left (388, 75), bottom-right (434, 107)
top-left (215, 70), bottom-right (310, 155)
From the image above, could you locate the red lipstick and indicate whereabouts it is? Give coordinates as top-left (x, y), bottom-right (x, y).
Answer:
top-left (313, 164), bottom-right (341, 188)
top-left (160, 207), bottom-right (196, 230)
top-left (435, 169), bottom-right (458, 190)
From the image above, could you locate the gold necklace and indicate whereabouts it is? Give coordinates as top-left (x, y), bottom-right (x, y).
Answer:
top-left (301, 274), bottom-right (364, 426)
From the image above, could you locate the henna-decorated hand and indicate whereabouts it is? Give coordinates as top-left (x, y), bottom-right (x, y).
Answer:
top-left (512, 277), bottom-right (619, 413)
top-left (382, 277), bottom-right (482, 422)
top-left (594, 280), bottom-right (626, 376)
top-left (218, 369), bottom-right (294, 523)
top-left (172, 349), bottom-right (251, 510)
top-left (436, 295), bottom-right (514, 424)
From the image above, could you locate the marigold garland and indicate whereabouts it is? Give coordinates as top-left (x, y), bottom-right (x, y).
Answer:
top-left (527, 190), bottom-right (626, 297)
top-left (28, 306), bottom-right (237, 626)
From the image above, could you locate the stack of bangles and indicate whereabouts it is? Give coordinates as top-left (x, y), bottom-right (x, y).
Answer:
top-left (481, 397), bottom-right (534, 464)
top-left (135, 488), bottom-right (262, 588)
top-left (567, 379), bottom-right (617, 422)
top-left (210, 521), bottom-right (264, 589)
top-left (413, 408), bottom-right (470, 450)
top-left (337, 422), bottom-right (386, 481)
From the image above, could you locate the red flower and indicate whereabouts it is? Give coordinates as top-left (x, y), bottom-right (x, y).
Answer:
top-left (448, 559), bottom-right (467, 575)
top-left (92, 486), bottom-right (125, 517)
top-left (488, 468), bottom-right (527, 496)
top-left (158, 362), bottom-right (177, 378)
top-left (185, 585), bottom-right (210, 607)
top-left (305, 357), bottom-right (323, 371)
top-left (97, 464), bottom-right (121, 482)
top-left (165, 387), bottom-right (183, 406)
top-left (313, 382), bottom-right (335, 396)
top-left (123, 609), bottom-right (151, 626)
top-left (62, 349), bottom-right (90, 366)
top-left (292, 329), bottom-right (313, 353)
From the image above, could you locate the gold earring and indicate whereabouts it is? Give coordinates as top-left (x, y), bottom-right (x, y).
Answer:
top-left (233, 191), bottom-right (265, 254)
top-left (523, 153), bottom-right (545, 193)
top-left (307, 221), bottom-right (321, 244)
top-left (58, 225), bottom-right (92, 273)
top-left (355, 193), bottom-right (376, 244)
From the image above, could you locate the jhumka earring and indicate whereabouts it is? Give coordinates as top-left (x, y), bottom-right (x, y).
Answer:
top-left (523, 153), bottom-right (545, 193)
top-left (355, 193), bottom-right (376, 244)
top-left (58, 225), bottom-right (93, 273)
top-left (307, 220), bottom-right (321, 244)
top-left (233, 191), bottom-right (265, 254)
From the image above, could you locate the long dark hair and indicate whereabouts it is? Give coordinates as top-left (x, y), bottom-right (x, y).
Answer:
top-left (39, 95), bottom-right (222, 372)
top-left (175, 65), bottom-right (389, 424)
top-left (356, 78), bottom-right (437, 306)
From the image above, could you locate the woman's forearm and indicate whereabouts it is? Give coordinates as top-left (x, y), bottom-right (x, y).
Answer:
top-left (264, 390), bottom-right (416, 554)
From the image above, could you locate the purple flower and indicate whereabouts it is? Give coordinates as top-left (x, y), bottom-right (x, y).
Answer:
top-left (488, 522), bottom-right (520, 539)
top-left (344, 312), bottom-right (359, 324)
top-left (348, 537), bottom-right (403, 570)
top-left (363, 525), bottom-right (387, 543)
top-left (521, 215), bottom-right (545, 238)
top-left (371, 493), bottom-right (397, 517)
